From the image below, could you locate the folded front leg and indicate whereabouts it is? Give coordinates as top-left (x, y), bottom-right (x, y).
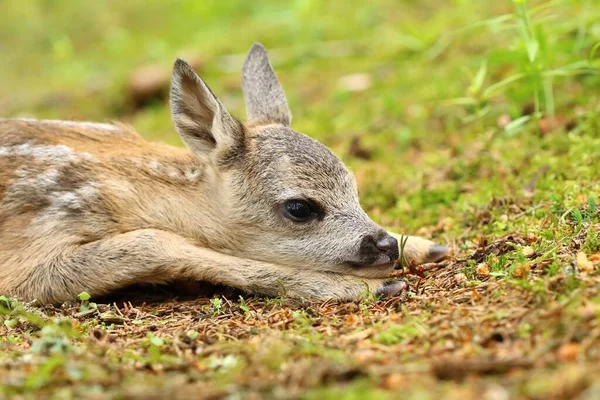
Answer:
top-left (11, 229), bottom-right (401, 304)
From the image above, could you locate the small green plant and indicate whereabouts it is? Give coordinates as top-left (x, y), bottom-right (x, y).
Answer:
top-left (583, 228), bottom-right (600, 253)
top-left (547, 258), bottom-right (562, 276)
top-left (186, 330), bottom-right (199, 340)
top-left (490, 254), bottom-right (509, 274)
top-left (588, 195), bottom-right (597, 217)
top-left (518, 322), bottom-right (532, 339)
top-left (0, 295), bottom-right (12, 312)
top-left (375, 321), bottom-right (423, 345)
top-left (463, 259), bottom-right (477, 279)
top-left (209, 297), bottom-right (225, 316)
top-left (207, 354), bottom-right (239, 372)
top-left (145, 332), bottom-right (164, 348)
top-left (78, 292), bottom-right (90, 302)
top-left (30, 322), bottom-right (78, 356)
top-left (238, 296), bottom-right (251, 316)
top-left (443, 0), bottom-right (594, 131)
top-left (360, 282), bottom-right (379, 308)
top-left (571, 208), bottom-right (584, 226)
top-left (77, 291), bottom-right (97, 313)
top-left (398, 234), bottom-right (409, 269)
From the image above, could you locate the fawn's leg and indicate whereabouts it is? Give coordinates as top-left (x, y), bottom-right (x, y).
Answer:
top-left (13, 229), bottom-right (397, 304)
top-left (389, 233), bottom-right (449, 266)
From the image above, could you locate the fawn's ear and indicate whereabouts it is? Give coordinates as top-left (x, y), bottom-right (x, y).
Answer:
top-left (242, 43), bottom-right (292, 126)
top-left (170, 59), bottom-right (243, 162)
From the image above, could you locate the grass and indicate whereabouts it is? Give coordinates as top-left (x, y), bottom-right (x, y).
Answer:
top-left (1, 0), bottom-right (600, 398)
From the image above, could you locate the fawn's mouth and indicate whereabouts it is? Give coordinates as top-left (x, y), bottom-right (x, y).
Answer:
top-left (343, 260), bottom-right (396, 278)
top-left (346, 258), bottom-right (396, 268)
top-left (346, 252), bottom-right (398, 269)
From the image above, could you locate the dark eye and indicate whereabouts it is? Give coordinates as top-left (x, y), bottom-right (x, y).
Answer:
top-left (283, 200), bottom-right (315, 222)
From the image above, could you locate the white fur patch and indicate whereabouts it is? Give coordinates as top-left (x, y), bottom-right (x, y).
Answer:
top-left (148, 160), bottom-right (161, 171)
top-left (30, 168), bottom-right (61, 190)
top-left (184, 168), bottom-right (203, 181)
top-left (50, 191), bottom-right (82, 210)
top-left (26, 182), bottom-right (100, 234)
top-left (0, 143), bottom-right (97, 164)
top-left (131, 157), bottom-right (203, 182)
top-left (1, 141), bottom-right (102, 234)
top-left (166, 166), bottom-right (180, 178)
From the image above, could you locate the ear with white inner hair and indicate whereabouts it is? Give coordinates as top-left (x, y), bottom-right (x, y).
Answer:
top-left (242, 43), bottom-right (292, 126)
top-left (170, 58), bottom-right (243, 162)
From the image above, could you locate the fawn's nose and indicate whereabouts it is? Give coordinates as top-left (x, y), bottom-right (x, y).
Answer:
top-left (354, 232), bottom-right (399, 266)
top-left (375, 235), bottom-right (396, 253)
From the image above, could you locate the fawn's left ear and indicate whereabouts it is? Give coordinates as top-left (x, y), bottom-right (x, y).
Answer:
top-left (170, 58), bottom-right (243, 164)
top-left (242, 43), bottom-right (292, 127)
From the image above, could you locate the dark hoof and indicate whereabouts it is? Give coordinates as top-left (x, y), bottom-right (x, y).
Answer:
top-left (427, 245), bottom-right (449, 263)
top-left (377, 281), bottom-right (406, 298)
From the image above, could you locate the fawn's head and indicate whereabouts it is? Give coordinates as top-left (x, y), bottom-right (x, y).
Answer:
top-left (170, 43), bottom-right (398, 278)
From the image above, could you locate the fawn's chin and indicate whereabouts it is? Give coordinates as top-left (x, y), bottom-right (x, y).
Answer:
top-left (340, 262), bottom-right (395, 279)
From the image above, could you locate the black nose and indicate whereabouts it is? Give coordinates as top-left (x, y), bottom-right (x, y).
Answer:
top-left (375, 235), bottom-right (396, 252)
top-left (355, 232), bottom-right (399, 266)
top-left (377, 233), bottom-right (399, 261)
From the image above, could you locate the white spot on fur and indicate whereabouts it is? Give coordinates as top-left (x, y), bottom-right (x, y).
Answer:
top-left (47, 183), bottom-right (98, 211)
top-left (0, 143), bottom-right (96, 164)
top-left (148, 160), bottom-right (161, 171)
top-left (134, 159), bottom-right (202, 182)
top-left (166, 167), bottom-right (180, 178)
top-left (50, 191), bottom-right (82, 210)
top-left (35, 169), bottom-right (61, 189)
top-left (26, 182), bottom-right (100, 234)
top-left (185, 168), bottom-right (202, 182)
top-left (81, 152), bottom-right (96, 161)
top-left (15, 143), bottom-right (76, 161)
top-left (10, 168), bottom-right (60, 194)
top-left (77, 183), bottom-right (99, 199)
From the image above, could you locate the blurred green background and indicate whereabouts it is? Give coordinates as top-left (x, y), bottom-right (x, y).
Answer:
top-left (1, 0), bottom-right (598, 237)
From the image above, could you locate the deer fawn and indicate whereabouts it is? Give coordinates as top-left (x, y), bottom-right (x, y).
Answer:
top-left (0, 43), bottom-right (447, 304)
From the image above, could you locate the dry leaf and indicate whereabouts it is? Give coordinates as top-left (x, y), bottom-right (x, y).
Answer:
top-left (588, 253), bottom-right (600, 263)
top-left (576, 252), bottom-right (594, 272)
top-left (527, 232), bottom-right (539, 243)
top-left (557, 342), bottom-right (579, 362)
top-left (455, 273), bottom-right (468, 284)
top-left (512, 264), bottom-right (530, 278)
top-left (381, 373), bottom-right (405, 389)
top-left (522, 246), bottom-right (534, 256)
top-left (476, 263), bottom-right (490, 278)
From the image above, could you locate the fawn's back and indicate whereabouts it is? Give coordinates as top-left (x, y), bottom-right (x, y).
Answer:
top-left (0, 118), bottom-right (204, 291)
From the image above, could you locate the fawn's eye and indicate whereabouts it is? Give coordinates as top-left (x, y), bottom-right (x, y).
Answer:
top-left (283, 200), bottom-right (317, 223)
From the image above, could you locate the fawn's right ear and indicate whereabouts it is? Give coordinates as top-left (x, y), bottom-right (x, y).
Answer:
top-left (242, 43), bottom-right (292, 126)
top-left (170, 59), bottom-right (243, 163)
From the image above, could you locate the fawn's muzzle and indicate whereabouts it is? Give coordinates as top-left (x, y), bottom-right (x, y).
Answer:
top-left (348, 232), bottom-right (399, 267)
